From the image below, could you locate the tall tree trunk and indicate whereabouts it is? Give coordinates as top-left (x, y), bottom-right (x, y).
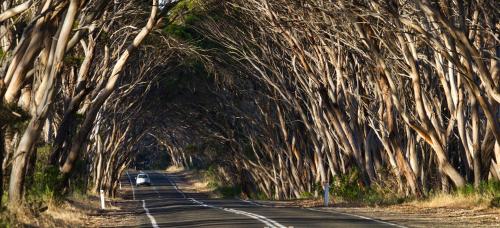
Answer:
top-left (9, 0), bottom-right (80, 203)
top-left (8, 119), bottom-right (42, 203)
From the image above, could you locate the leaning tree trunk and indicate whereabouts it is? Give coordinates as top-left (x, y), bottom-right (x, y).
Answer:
top-left (8, 0), bottom-right (80, 204)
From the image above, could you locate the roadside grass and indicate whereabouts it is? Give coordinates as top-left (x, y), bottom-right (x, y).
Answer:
top-left (325, 169), bottom-right (408, 206)
top-left (327, 170), bottom-right (500, 209)
top-left (166, 165), bottom-right (185, 173)
top-left (411, 182), bottom-right (500, 209)
top-left (0, 189), bottom-right (105, 227)
top-left (0, 144), bottom-right (94, 227)
top-left (203, 165), bottom-right (243, 198)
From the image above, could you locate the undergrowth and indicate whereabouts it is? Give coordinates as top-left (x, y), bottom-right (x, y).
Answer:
top-left (328, 169), bottom-right (406, 206)
top-left (329, 169), bottom-right (500, 207)
top-left (25, 145), bottom-right (87, 207)
top-left (418, 181), bottom-right (500, 208)
top-left (203, 165), bottom-right (242, 198)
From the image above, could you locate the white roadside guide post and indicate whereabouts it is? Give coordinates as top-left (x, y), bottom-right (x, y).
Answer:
top-left (323, 181), bottom-right (329, 207)
top-left (100, 189), bottom-right (106, 209)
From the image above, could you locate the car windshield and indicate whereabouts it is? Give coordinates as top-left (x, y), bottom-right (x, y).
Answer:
top-left (137, 174), bottom-right (147, 178)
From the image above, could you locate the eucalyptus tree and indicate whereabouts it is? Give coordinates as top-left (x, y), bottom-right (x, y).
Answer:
top-left (0, 0), bottom-right (182, 205)
top-left (185, 0), bottom-right (499, 198)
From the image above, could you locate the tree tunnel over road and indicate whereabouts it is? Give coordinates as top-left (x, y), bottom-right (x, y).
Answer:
top-left (0, 1), bottom-right (499, 227)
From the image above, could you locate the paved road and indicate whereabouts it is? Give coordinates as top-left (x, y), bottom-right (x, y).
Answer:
top-left (116, 170), bottom-right (403, 228)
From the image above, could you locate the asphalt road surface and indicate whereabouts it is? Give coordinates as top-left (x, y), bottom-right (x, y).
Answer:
top-left (117, 170), bottom-right (403, 228)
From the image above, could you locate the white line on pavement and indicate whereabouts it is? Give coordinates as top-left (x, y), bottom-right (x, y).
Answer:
top-left (239, 198), bottom-right (271, 207)
top-left (305, 208), bottom-right (407, 228)
top-left (161, 173), bottom-right (186, 198)
top-left (189, 198), bottom-right (286, 228)
top-left (125, 171), bottom-right (136, 200)
top-left (142, 200), bottom-right (159, 228)
top-left (162, 172), bottom-right (286, 228)
top-left (241, 197), bottom-right (405, 227)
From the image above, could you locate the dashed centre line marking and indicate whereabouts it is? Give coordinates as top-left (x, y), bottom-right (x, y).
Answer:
top-left (142, 200), bottom-right (159, 228)
top-left (161, 172), bottom-right (286, 228)
top-left (189, 198), bottom-right (286, 228)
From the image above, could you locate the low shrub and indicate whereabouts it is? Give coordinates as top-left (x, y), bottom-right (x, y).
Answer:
top-left (216, 185), bottom-right (242, 198)
top-left (491, 197), bottom-right (500, 208)
top-left (26, 165), bottom-right (61, 205)
top-left (330, 169), bottom-right (406, 205)
top-left (249, 191), bottom-right (269, 200)
top-left (299, 191), bottom-right (314, 199)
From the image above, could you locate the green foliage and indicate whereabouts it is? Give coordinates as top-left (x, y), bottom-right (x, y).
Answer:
top-left (75, 113), bottom-right (85, 122)
top-left (330, 169), bottom-right (405, 205)
top-left (25, 145), bottom-right (60, 204)
top-left (299, 191), bottom-right (314, 199)
top-left (216, 185), bottom-right (242, 198)
top-left (0, 103), bottom-right (30, 128)
top-left (165, 23), bottom-right (195, 41)
top-left (491, 197), bottom-right (500, 208)
top-left (249, 191), bottom-right (269, 200)
top-left (205, 165), bottom-right (219, 182)
top-left (202, 165), bottom-right (242, 198)
top-left (63, 55), bottom-right (84, 66)
top-left (1, 191), bottom-right (7, 208)
top-left (26, 165), bottom-right (61, 204)
top-left (242, 143), bottom-right (257, 161)
top-left (184, 144), bottom-right (197, 154)
top-left (331, 169), bottom-right (363, 200)
top-left (457, 181), bottom-right (500, 197)
top-left (163, 1), bottom-right (222, 50)
top-left (26, 145), bottom-right (89, 204)
top-left (456, 181), bottom-right (500, 208)
top-left (330, 171), bottom-right (500, 206)
top-left (67, 159), bottom-right (89, 196)
top-left (168, 0), bottom-right (203, 22)
top-left (0, 215), bottom-right (12, 228)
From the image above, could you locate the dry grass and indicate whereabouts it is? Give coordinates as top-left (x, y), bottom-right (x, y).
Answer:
top-left (3, 202), bottom-right (84, 227)
top-left (327, 190), bottom-right (500, 227)
top-left (1, 194), bottom-right (108, 227)
top-left (410, 193), bottom-right (493, 209)
top-left (45, 202), bottom-right (86, 225)
top-left (166, 165), bottom-right (185, 173)
top-left (5, 206), bottom-right (40, 226)
top-left (165, 167), bottom-right (217, 194)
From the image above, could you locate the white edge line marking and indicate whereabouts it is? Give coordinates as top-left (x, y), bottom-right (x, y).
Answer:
top-left (125, 171), bottom-right (136, 200)
top-left (190, 198), bottom-right (285, 228)
top-left (161, 173), bottom-right (186, 198)
top-left (242, 198), bottom-right (404, 228)
top-left (142, 200), bottom-right (159, 228)
top-left (239, 198), bottom-right (270, 207)
top-left (306, 208), bottom-right (407, 228)
top-left (161, 172), bottom-right (285, 228)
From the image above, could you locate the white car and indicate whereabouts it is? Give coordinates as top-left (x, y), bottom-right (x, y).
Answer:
top-left (135, 173), bottom-right (151, 186)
